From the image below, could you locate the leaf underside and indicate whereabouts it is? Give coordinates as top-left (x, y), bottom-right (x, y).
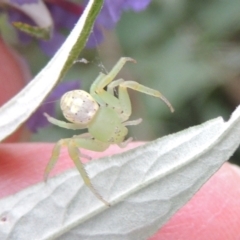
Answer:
top-left (1, 105), bottom-right (240, 239)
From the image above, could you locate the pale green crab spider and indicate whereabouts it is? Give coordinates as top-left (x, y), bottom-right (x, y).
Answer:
top-left (44, 57), bottom-right (174, 206)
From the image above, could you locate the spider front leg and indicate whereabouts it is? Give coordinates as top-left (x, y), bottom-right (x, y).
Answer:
top-left (67, 135), bottom-right (110, 205)
top-left (90, 57), bottom-right (136, 93)
top-left (120, 81), bottom-right (174, 112)
top-left (89, 58), bottom-right (136, 106)
top-left (117, 80), bottom-right (174, 121)
top-left (92, 78), bottom-right (174, 121)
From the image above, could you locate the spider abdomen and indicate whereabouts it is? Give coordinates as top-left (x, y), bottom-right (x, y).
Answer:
top-left (60, 90), bottom-right (99, 124)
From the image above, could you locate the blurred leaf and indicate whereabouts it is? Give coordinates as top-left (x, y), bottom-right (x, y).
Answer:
top-left (1, 104), bottom-right (240, 239)
top-left (13, 22), bottom-right (51, 40)
top-left (197, 0), bottom-right (240, 39)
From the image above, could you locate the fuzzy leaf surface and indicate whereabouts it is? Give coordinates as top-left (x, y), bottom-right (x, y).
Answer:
top-left (1, 106), bottom-right (240, 239)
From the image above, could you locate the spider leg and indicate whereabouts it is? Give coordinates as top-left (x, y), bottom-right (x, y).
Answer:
top-left (90, 77), bottom-right (141, 121)
top-left (98, 79), bottom-right (174, 121)
top-left (107, 79), bottom-right (124, 95)
top-left (44, 113), bottom-right (88, 130)
top-left (89, 58), bottom-right (136, 113)
top-left (89, 73), bottom-right (107, 105)
top-left (68, 136), bottom-right (110, 206)
top-left (118, 137), bottom-right (133, 148)
top-left (123, 118), bottom-right (142, 126)
top-left (90, 57), bottom-right (136, 93)
top-left (89, 79), bottom-right (126, 115)
top-left (90, 79), bottom-right (123, 113)
top-left (72, 133), bottom-right (93, 160)
top-left (120, 81), bottom-right (174, 113)
top-left (44, 139), bottom-right (67, 181)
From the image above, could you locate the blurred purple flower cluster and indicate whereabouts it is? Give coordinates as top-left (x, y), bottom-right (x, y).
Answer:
top-left (3, 0), bottom-right (151, 132)
top-left (7, 0), bottom-right (151, 53)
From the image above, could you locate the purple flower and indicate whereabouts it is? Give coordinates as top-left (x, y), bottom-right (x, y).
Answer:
top-left (96, 0), bottom-right (151, 29)
top-left (9, 0), bottom-right (39, 4)
top-left (4, 0), bottom-right (151, 53)
top-left (123, 0), bottom-right (152, 12)
top-left (26, 80), bottom-right (80, 132)
top-left (87, 0), bottom-right (152, 47)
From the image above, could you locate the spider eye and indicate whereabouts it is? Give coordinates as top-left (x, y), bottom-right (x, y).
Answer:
top-left (60, 90), bottom-right (99, 124)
